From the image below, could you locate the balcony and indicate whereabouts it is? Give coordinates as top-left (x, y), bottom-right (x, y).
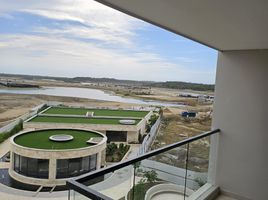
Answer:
top-left (67, 129), bottom-right (220, 200)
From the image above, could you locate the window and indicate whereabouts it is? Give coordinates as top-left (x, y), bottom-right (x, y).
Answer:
top-left (56, 159), bottom-right (68, 178)
top-left (106, 131), bottom-right (127, 142)
top-left (38, 159), bottom-right (49, 179)
top-left (13, 153), bottom-right (49, 179)
top-left (56, 154), bottom-right (98, 179)
top-left (90, 154), bottom-right (97, 171)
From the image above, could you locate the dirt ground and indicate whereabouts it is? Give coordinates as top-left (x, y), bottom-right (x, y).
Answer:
top-left (153, 107), bottom-right (212, 147)
top-left (151, 107), bottom-right (212, 172)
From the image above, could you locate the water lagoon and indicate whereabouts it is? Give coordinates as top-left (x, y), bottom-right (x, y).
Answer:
top-left (0, 86), bottom-right (183, 107)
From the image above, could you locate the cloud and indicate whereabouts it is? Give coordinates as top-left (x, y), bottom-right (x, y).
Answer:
top-left (174, 57), bottom-right (197, 63)
top-left (0, 33), bottom-right (214, 83)
top-left (0, 0), bottom-right (216, 84)
top-left (0, 0), bottom-right (145, 46)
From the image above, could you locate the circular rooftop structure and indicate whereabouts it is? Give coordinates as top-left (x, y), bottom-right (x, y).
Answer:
top-left (119, 119), bottom-right (136, 125)
top-left (10, 128), bottom-right (107, 186)
top-left (13, 129), bottom-right (104, 150)
top-left (49, 134), bottom-right (74, 142)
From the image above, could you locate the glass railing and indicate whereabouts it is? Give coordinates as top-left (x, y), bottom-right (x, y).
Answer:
top-left (67, 129), bottom-right (220, 200)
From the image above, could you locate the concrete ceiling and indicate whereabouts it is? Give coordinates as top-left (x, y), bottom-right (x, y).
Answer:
top-left (94, 0), bottom-right (268, 51)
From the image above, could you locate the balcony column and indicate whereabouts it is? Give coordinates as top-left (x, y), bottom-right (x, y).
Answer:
top-left (211, 50), bottom-right (268, 199)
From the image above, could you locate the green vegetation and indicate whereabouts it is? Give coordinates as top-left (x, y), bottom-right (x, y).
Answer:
top-left (106, 143), bottom-right (130, 162)
top-left (194, 177), bottom-right (207, 187)
top-left (0, 120), bottom-right (23, 144)
top-left (128, 164), bottom-right (158, 200)
top-left (14, 129), bottom-right (101, 149)
top-left (147, 81), bottom-right (214, 91)
top-left (44, 107), bottom-right (148, 118)
top-left (0, 73), bottom-right (214, 91)
top-left (146, 114), bottom-right (159, 132)
top-left (149, 114), bottom-right (158, 126)
top-left (30, 116), bottom-right (140, 125)
top-left (37, 104), bottom-right (49, 113)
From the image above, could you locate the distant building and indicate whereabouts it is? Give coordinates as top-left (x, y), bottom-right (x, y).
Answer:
top-left (24, 105), bottom-right (154, 144)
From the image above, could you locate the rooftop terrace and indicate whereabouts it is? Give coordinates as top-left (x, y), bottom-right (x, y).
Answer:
top-left (43, 107), bottom-right (149, 118)
top-left (14, 129), bottom-right (102, 150)
top-left (29, 116), bottom-right (141, 125)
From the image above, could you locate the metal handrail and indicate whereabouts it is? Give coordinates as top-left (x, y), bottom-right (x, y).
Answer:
top-left (66, 128), bottom-right (220, 200)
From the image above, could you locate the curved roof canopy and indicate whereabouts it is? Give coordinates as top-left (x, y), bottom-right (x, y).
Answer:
top-left (95, 0), bottom-right (268, 51)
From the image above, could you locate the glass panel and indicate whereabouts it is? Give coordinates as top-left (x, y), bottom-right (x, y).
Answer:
top-left (38, 159), bottom-right (49, 179)
top-left (89, 154), bottom-right (97, 171)
top-left (69, 158), bottom-right (82, 177)
top-left (69, 190), bottom-right (91, 200)
top-left (187, 135), bottom-right (211, 198)
top-left (67, 132), bottom-right (218, 200)
top-left (131, 145), bottom-right (187, 200)
top-left (20, 155), bottom-right (28, 176)
top-left (57, 155), bottom-right (98, 179)
top-left (57, 159), bottom-right (69, 178)
top-left (13, 154), bottom-right (49, 179)
top-left (81, 156), bottom-right (90, 173)
top-left (13, 153), bottom-right (20, 172)
top-left (84, 165), bottom-right (133, 200)
top-left (27, 157), bottom-right (38, 177)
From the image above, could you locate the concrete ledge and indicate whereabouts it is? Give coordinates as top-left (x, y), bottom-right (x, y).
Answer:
top-left (220, 190), bottom-right (252, 200)
top-left (145, 183), bottom-right (193, 200)
top-left (188, 184), bottom-right (219, 200)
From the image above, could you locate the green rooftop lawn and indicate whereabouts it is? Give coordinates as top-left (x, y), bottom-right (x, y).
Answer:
top-left (43, 107), bottom-right (148, 118)
top-left (14, 129), bottom-right (101, 150)
top-left (29, 116), bottom-right (140, 125)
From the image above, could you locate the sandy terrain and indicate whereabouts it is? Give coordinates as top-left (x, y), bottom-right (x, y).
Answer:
top-left (151, 106), bottom-right (212, 172)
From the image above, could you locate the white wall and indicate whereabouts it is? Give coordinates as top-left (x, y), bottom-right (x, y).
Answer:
top-left (212, 50), bottom-right (268, 199)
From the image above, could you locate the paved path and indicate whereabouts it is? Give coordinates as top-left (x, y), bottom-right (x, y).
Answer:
top-left (0, 140), bottom-right (10, 158)
top-left (88, 144), bottom-right (141, 199)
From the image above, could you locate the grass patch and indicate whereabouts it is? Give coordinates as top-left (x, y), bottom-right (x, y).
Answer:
top-left (29, 116), bottom-right (140, 125)
top-left (14, 129), bottom-right (101, 149)
top-left (44, 107), bottom-right (148, 118)
top-left (0, 120), bottom-right (23, 144)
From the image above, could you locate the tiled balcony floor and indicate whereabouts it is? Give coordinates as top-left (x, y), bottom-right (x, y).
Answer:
top-left (215, 195), bottom-right (238, 200)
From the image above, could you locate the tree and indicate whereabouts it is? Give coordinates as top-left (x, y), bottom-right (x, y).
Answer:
top-left (142, 170), bottom-right (158, 183)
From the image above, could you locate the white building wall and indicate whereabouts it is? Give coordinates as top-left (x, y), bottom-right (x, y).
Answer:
top-left (212, 50), bottom-right (268, 199)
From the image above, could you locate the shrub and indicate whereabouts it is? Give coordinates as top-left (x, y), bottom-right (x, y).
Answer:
top-left (106, 143), bottom-right (118, 155)
top-left (37, 104), bottom-right (49, 113)
top-left (146, 123), bottom-right (151, 133)
top-left (141, 170), bottom-right (158, 184)
top-left (0, 120), bottom-right (23, 144)
top-left (148, 114), bottom-right (158, 126)
top-left (106, 143), bottom-right (130, 162)
top-left (128, 168), bottom-right (159, 200)
top-left (195, 177), bottom-right (207, 187)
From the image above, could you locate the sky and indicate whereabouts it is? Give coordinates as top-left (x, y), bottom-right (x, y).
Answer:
top-left (0, 0), bottom-right (217, 84)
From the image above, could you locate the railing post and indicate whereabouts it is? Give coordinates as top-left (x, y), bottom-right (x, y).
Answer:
top-left (184, 143), bottom-right (190, 200)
